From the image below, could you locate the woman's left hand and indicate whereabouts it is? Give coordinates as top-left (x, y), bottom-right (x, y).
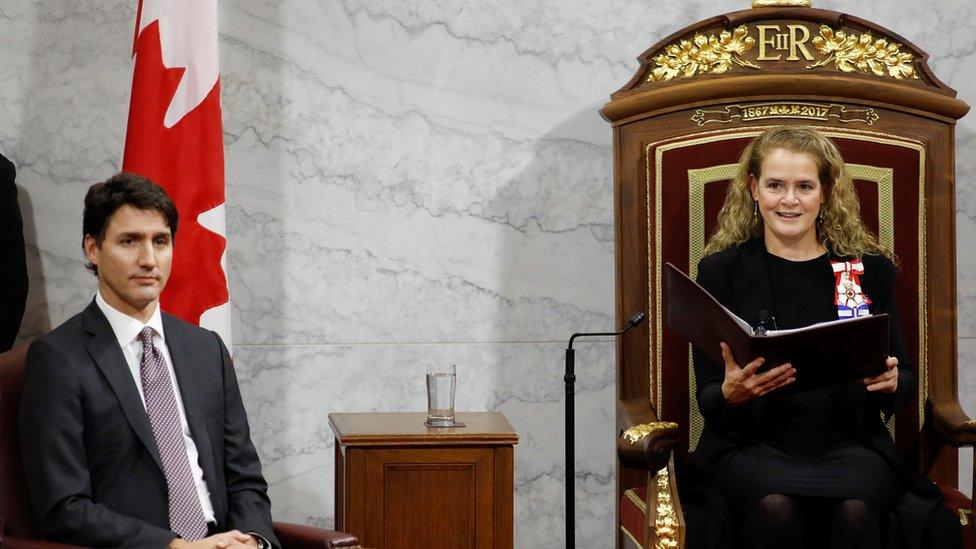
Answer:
top-left (864, 356), bottom-right (898, 394)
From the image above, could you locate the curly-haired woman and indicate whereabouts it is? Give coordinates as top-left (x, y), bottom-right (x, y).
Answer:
top-left (692, 126), bottom-right (960, 549)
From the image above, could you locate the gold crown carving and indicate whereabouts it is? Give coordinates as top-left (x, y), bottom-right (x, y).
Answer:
top-left (753, 0), bottom-right (812, 7)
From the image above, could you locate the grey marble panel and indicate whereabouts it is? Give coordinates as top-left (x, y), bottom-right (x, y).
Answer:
top-left (233, 340), bottom-right (614, 547)
top-left (958, 338), bottom-right (976, 496)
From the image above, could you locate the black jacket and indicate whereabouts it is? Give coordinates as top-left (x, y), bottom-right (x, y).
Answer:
top-left (692, 238), bottom-right (946, 549)
top-left (20, 301), bottom-right (280, 548)
top-left (0, 153), bottom-right (28, 351)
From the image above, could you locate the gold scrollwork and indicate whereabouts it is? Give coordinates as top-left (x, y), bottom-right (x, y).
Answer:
top-left (807, 25), bottom-right (919, 79)
top-left (654, 467), bottom-right (680, 549)
top-left (623, 421), bottom-right (680, 445)
top-left (958, 507), bottom-right (972, 526)
top-left (691, 102), bottom-right (879, 126)
top-left (649, 26), bottom-right (760, 82)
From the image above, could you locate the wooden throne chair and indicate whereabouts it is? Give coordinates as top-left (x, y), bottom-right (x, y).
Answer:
top-left (602, 1), bottom-right (973, 547)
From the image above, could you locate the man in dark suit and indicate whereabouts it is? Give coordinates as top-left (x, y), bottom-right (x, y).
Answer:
top-left (0, 152), bottom-right (28, 351)
top-left (20, 173), bottom-right (280, 549)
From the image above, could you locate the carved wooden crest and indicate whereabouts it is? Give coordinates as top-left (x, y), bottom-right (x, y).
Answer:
top-left (648, 24), bottom-right (918, 82)
top-left (609, 4), bottom-right (954, 102)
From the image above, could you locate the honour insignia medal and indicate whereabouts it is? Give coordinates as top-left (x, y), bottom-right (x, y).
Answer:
top-left (831, 259), bottom-right (872, 318)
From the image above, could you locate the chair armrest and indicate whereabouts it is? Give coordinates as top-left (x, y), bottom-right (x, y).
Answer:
top-left (617, 398), bottom-right (679, 472)
top-left (0, 524), bottom-right (360, 549)
top-left (272, 521), bottom-right (360, 549)
top-left (1, 536), bottom-right (86, 549)
top-left (930, 398), bottom-right (976, 447)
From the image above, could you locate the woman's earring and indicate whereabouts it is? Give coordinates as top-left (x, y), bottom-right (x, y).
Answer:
top-left (753, 201), bottom-right (759, 223)
top-left (817, 208), bottom-right (824, 226)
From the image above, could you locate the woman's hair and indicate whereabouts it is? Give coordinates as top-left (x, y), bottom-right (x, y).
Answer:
top-left (703, 126), bottom-right (892, 260)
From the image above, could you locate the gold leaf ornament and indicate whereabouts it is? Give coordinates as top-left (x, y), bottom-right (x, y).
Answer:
top-left (623, 421), bottom-right (679, 444)
top-left (807, 25), bottom-right (918, 79)
top-left (654, 467), bottom-right (680, 549)
top-left (649, 25), bottom-right (759, 82)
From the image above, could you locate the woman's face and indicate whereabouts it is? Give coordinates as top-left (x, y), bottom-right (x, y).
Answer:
top-left (749, 148), bottom-right (825, 250)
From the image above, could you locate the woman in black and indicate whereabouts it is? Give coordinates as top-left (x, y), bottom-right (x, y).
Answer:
top-left (693, 127), bottom-right (960, 548)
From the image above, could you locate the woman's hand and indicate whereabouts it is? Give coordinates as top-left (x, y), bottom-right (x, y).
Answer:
top-left (864, 356), bottom-right (898, 394)
top-left (720, 342), bottom-right (796, 406)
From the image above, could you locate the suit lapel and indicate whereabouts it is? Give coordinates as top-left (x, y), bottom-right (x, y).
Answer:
top-left (82, 301), bottom-right (166, 476)
top-left (163, 314), bottom-right (219, 510)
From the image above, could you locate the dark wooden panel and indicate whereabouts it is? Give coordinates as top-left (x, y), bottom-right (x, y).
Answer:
top-left (332, 412), bottom-right (515, 549)
top-left (382, 462), bottom-right (477, 548)
top-left (494, 446), bottom-right (515, 549)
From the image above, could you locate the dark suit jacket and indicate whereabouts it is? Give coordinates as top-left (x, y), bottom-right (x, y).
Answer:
top-left (20, 300), bottom-right (281, 549)
top-left (692, 238), bottom-right (944, 548)
top-left (0, 153), bottom-right (28, 351)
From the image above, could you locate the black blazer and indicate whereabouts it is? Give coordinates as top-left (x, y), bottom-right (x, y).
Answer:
top-left (692, 238), bottom-right (944, 547)
top-left (20, 301), bottom-right (280, 548)
top-left (0, 153), bottom-right (28, 351)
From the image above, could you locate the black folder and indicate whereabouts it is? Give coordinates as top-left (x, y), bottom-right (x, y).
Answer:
top-left (664, 262), bottom-right (889, 392)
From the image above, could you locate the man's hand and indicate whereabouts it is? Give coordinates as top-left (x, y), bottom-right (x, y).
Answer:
top-left (864, 356), bottom-right (899, 394)
top-left (720, 342), bottom-right (795, 406)
top-left (167, 531), bottom-right (259, 549)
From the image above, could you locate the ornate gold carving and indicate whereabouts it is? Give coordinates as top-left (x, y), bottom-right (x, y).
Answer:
top-left (959, 508), bottom-right (972, 526)
top-left (691, 102), bottom-right (879, 126)
top-left (624, 422), bottom-right (680, 444)
top-left (753, 0), bottom-right (811, 6)
top-left (645, 23), bottom-right (919, 83)
top-left (653, 467), bottom-right (680, 549)
top-left (965, 419), bottom-right (976, 427)
top-left (649, 26), bottom-right (760, 82)
top-left (807, 26), bottom-right (919, 79)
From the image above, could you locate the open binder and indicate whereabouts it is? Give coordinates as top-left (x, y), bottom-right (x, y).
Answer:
top-left (664, 262), bottom-right (889, 393)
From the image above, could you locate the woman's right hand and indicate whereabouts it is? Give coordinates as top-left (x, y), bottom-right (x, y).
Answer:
top-left (720, 342), bottom-right (796, 406)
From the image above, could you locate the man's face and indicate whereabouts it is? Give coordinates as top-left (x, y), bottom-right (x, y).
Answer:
top-left (84, 204), bottom-right (173, 321)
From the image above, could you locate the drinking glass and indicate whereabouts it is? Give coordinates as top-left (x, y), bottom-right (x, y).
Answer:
top-left (426, 363), bottom-right (456, 427)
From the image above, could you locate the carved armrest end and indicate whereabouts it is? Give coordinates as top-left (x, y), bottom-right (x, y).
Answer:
top-left (930, 398), bottom-right (976, 447)
top-left (617, 398), bottom-right (680, 471)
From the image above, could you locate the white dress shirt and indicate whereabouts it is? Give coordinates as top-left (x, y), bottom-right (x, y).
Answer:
top-left (95, 292), bottom-right (216, 523)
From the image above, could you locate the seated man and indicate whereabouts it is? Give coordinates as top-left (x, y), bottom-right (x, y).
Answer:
top-left (20, 173), bottom-right (280, 549)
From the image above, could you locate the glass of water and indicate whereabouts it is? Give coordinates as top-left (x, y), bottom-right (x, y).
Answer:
top-left (426, 363), bottom-right (457, 427)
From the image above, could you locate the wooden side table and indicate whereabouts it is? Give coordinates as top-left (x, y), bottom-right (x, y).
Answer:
top-left (329, 412), bottom-right (518, 549)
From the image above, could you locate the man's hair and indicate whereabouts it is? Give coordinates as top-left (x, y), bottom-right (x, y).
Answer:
top-left (82, 172), bottom-right (179, 275)
top-left (703, 126), bottom-right (892, 260)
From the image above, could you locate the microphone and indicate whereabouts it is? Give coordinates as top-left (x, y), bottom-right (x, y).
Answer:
top-left (563, 311), bottom-right (646, 548)
top-left (568, 311), bottom-right (647, 350)
top-left (755, 309), bottom-right (776, 336)
top-left (627, 312), bottom-right (647, 328)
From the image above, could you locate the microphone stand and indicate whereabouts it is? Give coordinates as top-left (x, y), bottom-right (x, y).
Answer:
top-left (564, 312), bottom-right (645, 548)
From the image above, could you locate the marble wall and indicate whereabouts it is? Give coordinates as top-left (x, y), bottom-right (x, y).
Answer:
top-left (1, 0), bottom-right (974, 545)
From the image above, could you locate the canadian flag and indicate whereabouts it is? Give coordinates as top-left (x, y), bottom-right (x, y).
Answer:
top-left (122, 0), bottom-right (232, 348)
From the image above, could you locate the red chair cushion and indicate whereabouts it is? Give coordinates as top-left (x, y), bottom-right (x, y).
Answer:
top-left (620, 486), bottom-right (647, 548)
top-left (938, 484), bottom-right (974, 549)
